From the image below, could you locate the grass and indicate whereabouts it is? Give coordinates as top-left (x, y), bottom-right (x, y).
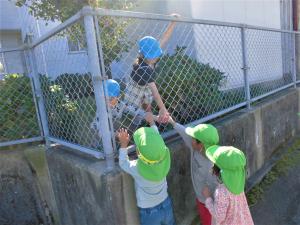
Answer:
top-left (246, 138), bottom-right (300, 206)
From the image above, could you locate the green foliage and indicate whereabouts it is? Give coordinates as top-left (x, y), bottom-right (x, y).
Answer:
top-left (156, 47), bottom-right (226, 124)
top-left (55, 73), bottom-right (94, 100)
top-left (39, 74), bottom-right (98, 147)
top-left (15, 0), bottom-right (137, 22)
top-left (0, 74), bottom-right (39, 141)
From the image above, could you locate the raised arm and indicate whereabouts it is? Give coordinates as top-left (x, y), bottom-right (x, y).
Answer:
top-left (159, 14), bottom-right (180, 49)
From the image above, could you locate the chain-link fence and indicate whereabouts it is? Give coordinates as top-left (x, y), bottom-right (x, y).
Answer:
top-left (93, 9), bottom-right (299, 148)
top-left (1, 7), bottom-right (299, 165)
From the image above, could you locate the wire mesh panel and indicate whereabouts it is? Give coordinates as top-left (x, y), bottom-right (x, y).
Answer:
top-left (0, 50), bottom-right (41, 144)
top-left (33, 19), bottom-right (103, 152)
top-left (95, 14), bottom-right (246, 141)
top-left (246, 29), bottom-right (294, 99)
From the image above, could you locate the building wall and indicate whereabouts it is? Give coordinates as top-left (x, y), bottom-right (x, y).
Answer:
top-left (0, 31), bottom-right (25, 74)
top-left (0, 0), bottom-right (21, 30)
top-left (110, 0), bottom-right (286, 89)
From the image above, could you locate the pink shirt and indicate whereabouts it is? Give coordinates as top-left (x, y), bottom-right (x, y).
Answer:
top-left (205, 184), bottom-right (254, 225)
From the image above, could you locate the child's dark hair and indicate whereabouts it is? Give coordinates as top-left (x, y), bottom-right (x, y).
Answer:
top-left (212, 164), bottom-right (221, 177)
top-left (193, 138), bottom-right (201, 144)
top-left (133, 55), bottom-right (144, 67)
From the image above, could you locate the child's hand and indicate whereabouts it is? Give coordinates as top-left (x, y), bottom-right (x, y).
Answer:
top-left (202, 186), bottom-right (211, 199)
top-left (116, 128), bottom-right (130, 148)
top-left (158, 108), bottom-right (170, 124)
top-left (145, 112), bottom-right (155, 126)
top-left (170, 13), bottom-right (181, 18)
top-left (168, 115), bottom-right (176, 126)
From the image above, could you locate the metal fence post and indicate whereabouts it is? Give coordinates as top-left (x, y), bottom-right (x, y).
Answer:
top-left (93, 15), bottom-right (118, 153)
top-left (83, 6), bottom-right (115, 169)
top-left (28, 49), bottom-right (51, 147)
top-left (292, 33), bottom-right (297, 88)
top-left (23, 50), bottom-right (44, 138)
top-left (241, 26), bottom-right (251, 109)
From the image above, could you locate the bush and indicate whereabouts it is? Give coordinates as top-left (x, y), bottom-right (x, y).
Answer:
top-left (0, 74), bottom-right (39, 142)
top-left (39, 74), bottom-right (99, 149)
top-left (156, 47), bottom-right (226, 124)
top-left (55, 73), bottom-right (94, 100)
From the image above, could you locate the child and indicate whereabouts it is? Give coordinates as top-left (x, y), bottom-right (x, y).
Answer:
top-left (202, 146), bottom-right (254, 225)
top-left (124, 16), bottom-right (178, 125)
top-left (167, 116), bottom-right (219, 225)
top-left (91, 79), bottom-right (120, 136)
top-left (116, 113), bottom-right (175, 225)
top-left (103, 79), bottom-right (120, 107)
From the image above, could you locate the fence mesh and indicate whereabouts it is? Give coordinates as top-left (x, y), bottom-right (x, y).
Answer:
top-left (95, 15), bottom-right (249, 142)
top-left (0, 9), bottom-right (298, 154)
top-left (246, 29), bottom-right (294, 98)
top-left (0, 50), bottom-right (41, 143)
top-left (33, 19), bottom-right (103, 151)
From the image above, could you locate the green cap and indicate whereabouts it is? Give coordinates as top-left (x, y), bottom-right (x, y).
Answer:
top-left (185, 124), bottom-right (219, 150)
top-left (133, 127), bottom-right (170, 182)
top-left (206, 145), bottom-right (246, 195)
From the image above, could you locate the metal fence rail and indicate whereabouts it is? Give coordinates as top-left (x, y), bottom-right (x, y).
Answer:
top-left (0, 6), bottom-right (299, 168)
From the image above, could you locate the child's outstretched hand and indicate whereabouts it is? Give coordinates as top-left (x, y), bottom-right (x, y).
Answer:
top-left (168, 115), bottom-right (176, 126)
top-left (170, 13), bottom-right (181, 18)
top-left (202, 186), bottom-right (211, 199)
top-left (116, 128), bottom-right (130, 148)
top-left (158, 108), bottom-right (170, 124)
top-left (145, 112), bottom-right (155, 126)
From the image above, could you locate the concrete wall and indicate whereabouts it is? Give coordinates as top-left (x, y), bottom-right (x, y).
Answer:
top-left (45, 87), bottom-right (299, 225)
top-left (1, 88), bottom-right (299, 225)
top-left (0, 145), bottom-right (60, 225)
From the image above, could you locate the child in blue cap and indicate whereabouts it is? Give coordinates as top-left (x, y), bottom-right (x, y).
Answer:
top-left (124, 15), bottom-right (179, 125)
top-left (104, 79), bottom-right (120, 107)
top-left (90, 79), bottom-right (120, 133)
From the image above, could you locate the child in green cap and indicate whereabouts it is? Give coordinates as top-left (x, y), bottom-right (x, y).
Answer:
top-left (166, 116), bottom-right (219, 225)
top-left (202, 146), bottom-right (254, 225)
top-left (116, 113), bottom-right (175, 225)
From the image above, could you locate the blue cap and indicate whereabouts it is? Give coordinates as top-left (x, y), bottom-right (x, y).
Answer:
top-left (138, 36), bottom-right (163, 60)
top-left (103, 79), bottom-right (120, 97)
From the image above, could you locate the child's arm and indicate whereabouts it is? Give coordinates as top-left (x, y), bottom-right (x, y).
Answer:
top-left (167, 116), bottom-right (193, 150)
top-left (117, 129), bottom-right (139, 177)
top-left (203, 186), bottom-right (229, 224)
top-left (148, 82), bottom-right (169, 123)
top-left (160, 14), bottom-right (179, 49)
top-left (145, 112), bottom-right (159, 133)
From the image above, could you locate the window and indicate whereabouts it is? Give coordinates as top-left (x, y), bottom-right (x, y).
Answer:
top-left (67, 36), bottom-right (86, 53)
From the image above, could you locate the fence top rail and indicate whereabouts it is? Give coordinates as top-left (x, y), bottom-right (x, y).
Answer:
top-left (1, 5), bottom-right (299, 53)
top-left (92, 7), bottom-right (300, 35)
top-left (29, 10), bottom-right (83, 48)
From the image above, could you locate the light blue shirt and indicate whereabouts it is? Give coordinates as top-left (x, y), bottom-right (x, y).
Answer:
top-left (118, 125), bottom-right (168, 208)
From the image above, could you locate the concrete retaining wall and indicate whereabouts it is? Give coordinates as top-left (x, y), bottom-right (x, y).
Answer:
top-left (1, 88), bottom-right (299, 225)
